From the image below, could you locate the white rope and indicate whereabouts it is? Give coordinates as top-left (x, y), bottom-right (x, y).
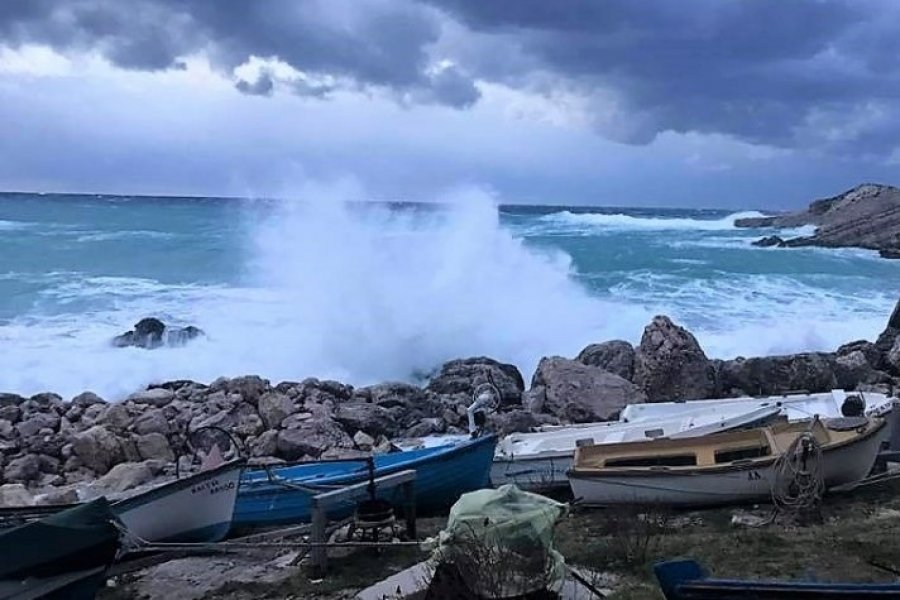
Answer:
top-left (771, 430), bottom-right (824, 515)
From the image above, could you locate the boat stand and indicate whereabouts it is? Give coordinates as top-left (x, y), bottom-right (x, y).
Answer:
top-left (310, 468), bottom-right (417, 576)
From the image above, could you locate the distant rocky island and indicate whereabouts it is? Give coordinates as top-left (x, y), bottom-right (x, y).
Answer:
top-left (737, 183), bottom-right (900, 259)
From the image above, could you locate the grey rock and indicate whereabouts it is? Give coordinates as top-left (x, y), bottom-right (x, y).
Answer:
top-left (133, 409), bottom-right (170, 436)
top-left (719, 352), bottom-right (838, 396)
top-left (249, 430), bottom-right (278, 457)
top-left (15, 412), bottom-right (60, 438)
top-left (276, 419), bottom-right (352, 460)
top-left (0, 393), bottom-right (26, 408)
top-left (234, 411), bottom-right (265, 437)
top-left (71, 391), bottom-right (106, 407)
top-left (492, 409), bottom-right (559, 436)
top-left (37, 454), bottom-right (61, 474)
top-left (735, 184), bottom-right (900, 257)
top-left (355, 382), bottom-right (427, 409)
top-left (0, 419), bottom-right (13, 439)
top-left (889, 336), bottom-right (900, 374)
top-left (633, 316), bottom-right (716, 401)
top-left (403, 418), bottom-right (447, 438)
top-left (531, 356), bottom-right (647, 422)
top-left (427, 357), bottom-right (525, 406)
top-left (93, 461), bottom-right (154, 494)
top-left (35, 486), bottom-right (79, 506)
top-left (334, 402), bottom-right (400, 438)
top-left (751, 235), bottom-right (786, 248)
top-left (227, 375), bottom-right (270, 405)
top-left (281, 412), bottom-right (314, 429)
top-left (101, 403), bottom-right (132, 431)
top-left (4, 454), bottom-right (41, 483)
top-left (22, 433), bottom-right (65, 458)
top-left (835, 350), bottom-right (884, 388)
top-left (128, 388), bottom-right (175, 407)
top-left (257, 392), bottom-right (294, 429)
top-left (0, 483), bottom-right (34, 507)
top-left (72, 425), bottom-right (124, 474)
top-left (353, 430), bottom-right (375, 450)
top-left (576, 340), bottom-right (636, 380)
top-left (0, 404), bottom-right (21, 424)
top-left (135, 433), bottom-right (175, 462)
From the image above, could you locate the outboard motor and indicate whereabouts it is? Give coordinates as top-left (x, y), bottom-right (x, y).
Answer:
top-left (841, 394), bottom-right (866, 417)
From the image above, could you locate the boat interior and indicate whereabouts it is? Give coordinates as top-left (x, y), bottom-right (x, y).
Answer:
top-left (571, 417), bottom-right (877, 472)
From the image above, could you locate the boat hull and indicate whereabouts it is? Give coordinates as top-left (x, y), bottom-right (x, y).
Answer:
top-left (570, 420), bottom-right (885, 507)
top-left (234, 435), bottom-right (496, 528)
top-left (492, 406), bottom-right (781, 493)
top-left (113, 460), bottom-right (243, 543)
top-left (656, 559), bottom-right (900, 599)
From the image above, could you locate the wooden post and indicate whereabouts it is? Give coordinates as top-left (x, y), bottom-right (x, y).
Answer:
top-left (310, 503), bottom-right (328, 576)
top-left (403, 479), bottom-right (416, 539)
top-left (308, 469), bottom-right (417, 576)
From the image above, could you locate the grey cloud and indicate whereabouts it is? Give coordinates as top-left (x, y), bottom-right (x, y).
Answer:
top-left (0, 0), bottom-right (476, 106)
top-left (236, 72), bottom-right (275, 97)
top-left (427, 0), bottom-right (900, 154)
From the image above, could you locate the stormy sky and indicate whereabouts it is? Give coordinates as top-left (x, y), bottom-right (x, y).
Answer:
top-left (1, 0), bottom-right (899, 208)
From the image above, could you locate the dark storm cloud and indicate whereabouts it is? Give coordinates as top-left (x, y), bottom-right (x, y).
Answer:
top-left (426, 0), bottom-right (900, 152)
top-left (2, 0), bottom-right (899, 154)
top-left (0, 0), bottom-right (478, 104)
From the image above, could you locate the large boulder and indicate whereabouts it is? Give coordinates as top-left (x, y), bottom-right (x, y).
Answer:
top-left (633, 316), bottom-right (716, 401)
top-left (257, 392), bottom-right (295, 429)
top-left (135, 433), bottom-right (175, 462)
top-left (427, 357), bottom-right (525, 406)
top-left (334, 402), bottom-right (401, 438)
top-left (718, 353), bottom-right (838, 396)
top-left (127, 388), bottom-right (175, 408)
top-left (276, 418), bottom-right (353, 460)
top-left (132, 409), bottom-right (170, 436)
top-left (888, 337), bottom-right (900, 374)
top-left (529, 357), bottom-right (646, 423)
top-left (3, 454), bottom-right (41, 483)
top-left (576, 340), bottom-right (636, 380)
top-left (92, 461), bottom-right (155, 495)
top-left (0, 483), bottom-right (34, 507)
top-left (71, 426), bottom-right (125, 474)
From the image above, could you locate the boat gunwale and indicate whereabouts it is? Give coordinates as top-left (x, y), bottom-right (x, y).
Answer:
top-left (237, 434), bottom-right (497, 495)
top-left (112, 458), bottom-right (246, 512)
top-left (568, 418), bottom-right (885, 479)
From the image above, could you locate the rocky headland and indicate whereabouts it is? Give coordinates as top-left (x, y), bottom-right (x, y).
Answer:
top-left (737, 183), bottom-right (900, 258)
top-left (2, 300), bottom-right (900, 506)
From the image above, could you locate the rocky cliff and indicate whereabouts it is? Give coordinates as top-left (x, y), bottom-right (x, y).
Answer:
top-left (736, 184), bottom-right (900, 258)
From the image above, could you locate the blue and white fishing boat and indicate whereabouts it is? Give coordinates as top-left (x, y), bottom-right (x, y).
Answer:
top-left (656, 558), bottom-right (900, 599)
top-left (234, 435), bottom-right (497, 528)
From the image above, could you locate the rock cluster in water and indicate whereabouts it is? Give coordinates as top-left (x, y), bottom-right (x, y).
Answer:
top-left (112, 317), bottom-right (204, 349)
top-left (737, 183), bottom-right (900, 258)
top-left (2, 299), bottom-right (899, 505)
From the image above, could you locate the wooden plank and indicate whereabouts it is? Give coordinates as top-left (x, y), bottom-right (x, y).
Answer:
top-left (310, 469), bottom-right (416, 508)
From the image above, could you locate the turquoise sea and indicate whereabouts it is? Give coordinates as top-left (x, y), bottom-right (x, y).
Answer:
top-left (1, 192), bottom-right (898, 399)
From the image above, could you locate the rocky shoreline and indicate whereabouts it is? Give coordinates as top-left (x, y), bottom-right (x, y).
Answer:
top-left (2, 299), bottom-right (900, 505)
top-left (737, 183), bottom-right (900, 258)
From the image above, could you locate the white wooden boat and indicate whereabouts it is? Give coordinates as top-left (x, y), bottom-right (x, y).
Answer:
top-left (620, 389), bottom-right (894, 424)
top-left (114, 459), bottom-right (244, 543)
top-left (0, 459), bottom-right (245, 544)
top-left (490, 405), bottom-right (781, 492)
top-left (569, 417), bottom-right (885, 507)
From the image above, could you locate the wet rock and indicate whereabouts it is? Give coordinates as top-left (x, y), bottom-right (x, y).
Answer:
top-left (257, 392), bottom-right (295, 429)
top-left (752, 235), bottom-right (786, 248)
top-left (334, 402), bottom-right (400, 438)
top-left (92, 461), bottom-right (155, 495)
top-left (634, 316), bottom-right (716, 401)
top-left (719, 352), bottom-right (838, 396)
top-left (72, 425), bottom-right (125, 474)
top-left (576, 340), bottom-right (636, 380)
top-left (128, 388), bottom-right (175, 408)
top-left (889, 337), bottom-right (900, 374)
top-left (531, 356), bottom-right (646, 422)
top-left (427, 357), bottom-right (525, 406)
top-left (0, 483), bottom-right (34, 507)
top-left (4, 454), bottom-right (41, 483)
top-left (136, 433), bottom-right (175, 462)
top-left (113, 318), bottom-right (204, 349)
